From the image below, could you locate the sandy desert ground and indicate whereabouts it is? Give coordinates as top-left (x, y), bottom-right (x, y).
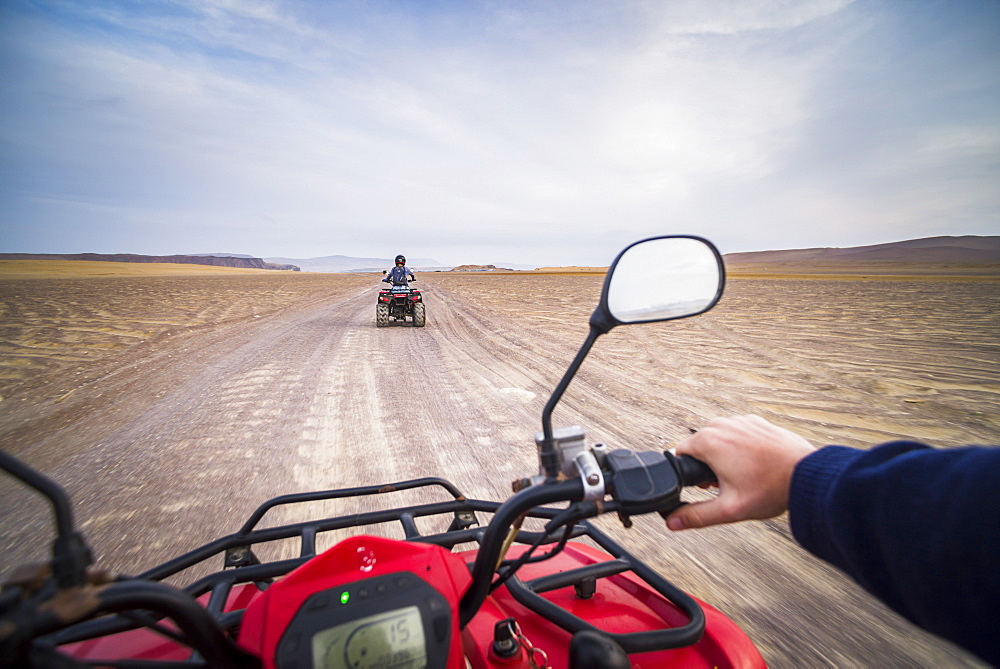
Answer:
top-left (1, 260), bottom-right (998, 667)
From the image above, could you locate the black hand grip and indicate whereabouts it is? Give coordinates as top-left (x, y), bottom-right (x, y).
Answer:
top-left (676, 455), bottom-right (717, 487)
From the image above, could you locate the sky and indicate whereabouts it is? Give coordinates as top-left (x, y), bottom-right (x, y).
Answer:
top-left (1, 0), bottom-right (998, 267)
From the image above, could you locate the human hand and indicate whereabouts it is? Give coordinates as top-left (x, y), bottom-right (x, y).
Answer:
top-left (665, 415), bottom-right (815, 531)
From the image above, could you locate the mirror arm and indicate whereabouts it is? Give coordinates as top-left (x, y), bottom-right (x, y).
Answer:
top-left (540, 326), bottom-right (601, 479)
top-left (588, 301), bottom-right (617, 335)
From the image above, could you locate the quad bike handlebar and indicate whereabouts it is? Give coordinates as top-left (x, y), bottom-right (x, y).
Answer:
top-left (460, 449), bottom-right (716, 628)
top-left (675, 453), bottom-right (718, 488)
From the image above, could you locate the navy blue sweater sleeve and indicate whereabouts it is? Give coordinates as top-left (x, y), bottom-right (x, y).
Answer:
top-left (789, 442), bottom-right (1000, 664)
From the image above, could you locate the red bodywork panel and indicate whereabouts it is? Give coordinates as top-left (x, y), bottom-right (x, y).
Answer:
top-left (379, 289), bottom-right (421, 303)
top-left (457, 543), bottom-right (765, 669)
top-left (64, 537), bottom-right (765, 668)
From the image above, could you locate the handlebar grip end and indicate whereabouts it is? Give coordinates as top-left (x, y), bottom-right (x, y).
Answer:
top-left (674, 454), bottom-right (717, 487)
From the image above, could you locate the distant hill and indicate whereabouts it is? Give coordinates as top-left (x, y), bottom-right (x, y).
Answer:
top-left (9, 237), bottom-right (995, 275)
top-left (499, 262), bottom-right (543, 271)
top-left (724, 236), bottom-right (1000, 265)
top-left (0, 253), bottom-right (299, 271)
top-left (265, 255), bottom-right (446, 273)
top-left (450, 264), bottom-right (514, 272)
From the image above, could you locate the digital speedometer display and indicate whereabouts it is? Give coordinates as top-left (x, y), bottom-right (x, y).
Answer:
top-left (274, 569), bottom-right (451, 669)
top-left (312, 606), bottom-right (426, 669)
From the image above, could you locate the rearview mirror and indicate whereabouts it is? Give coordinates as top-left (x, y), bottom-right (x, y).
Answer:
top-left (591, 236), bottom-right (725, 333)
top-left (540, 235), bottom-right (725, 478)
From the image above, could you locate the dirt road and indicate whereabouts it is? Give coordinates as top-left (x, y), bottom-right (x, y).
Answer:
top-left (2, 270), bottom-right (996, 667)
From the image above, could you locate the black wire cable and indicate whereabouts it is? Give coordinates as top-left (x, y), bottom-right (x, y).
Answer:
top-left (488, 502), bottom-right (598, 593)
top-left (489, 497), bottom-right (616, 593)
top-left (490, 525), bottom-right (574, 593)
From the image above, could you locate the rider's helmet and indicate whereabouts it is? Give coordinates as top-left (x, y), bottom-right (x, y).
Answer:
top-left (395, 255), bottom-right (405, 266)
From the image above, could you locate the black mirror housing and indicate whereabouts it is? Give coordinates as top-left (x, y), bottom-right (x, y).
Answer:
top-left (590, 235), bottom-right (725, 334)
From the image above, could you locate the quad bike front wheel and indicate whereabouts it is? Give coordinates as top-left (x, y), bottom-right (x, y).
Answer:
top-left (376, 302), bottom-right (389, 327)
top-left (412, 302), bottom-right (426, 327)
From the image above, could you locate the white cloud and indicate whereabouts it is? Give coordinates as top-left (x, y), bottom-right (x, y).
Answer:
top-left (648, 0), bottom-right (856, 35)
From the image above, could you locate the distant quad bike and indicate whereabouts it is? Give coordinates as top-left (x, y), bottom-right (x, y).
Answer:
top-left (377, 281), bottom-right (426, 327)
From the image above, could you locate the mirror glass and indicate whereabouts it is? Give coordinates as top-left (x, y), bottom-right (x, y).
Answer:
top-left (606, 237), bottom-right (723, 324)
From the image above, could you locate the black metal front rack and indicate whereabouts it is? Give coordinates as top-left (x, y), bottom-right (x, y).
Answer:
top-left (51, 478), bottom-right (552, 645)
top-left (50, 477), bottom-right (703, 657)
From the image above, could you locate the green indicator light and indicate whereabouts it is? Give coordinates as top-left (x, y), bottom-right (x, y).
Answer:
top-left (340, 591), bottom-right (350, 605)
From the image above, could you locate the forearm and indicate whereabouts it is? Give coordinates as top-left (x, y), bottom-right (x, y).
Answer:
top-left (789, 443), bottom-right (1000, 663)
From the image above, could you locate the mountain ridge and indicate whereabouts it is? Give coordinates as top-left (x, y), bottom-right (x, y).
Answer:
top-left (4, 236), bottom-right (997, 273)
top-left (0, 253), bottom-right (299, 271)
top-left (264, 255), bottom-right (446, 272)
top-left (724, 235), bottom-right (1000, 264)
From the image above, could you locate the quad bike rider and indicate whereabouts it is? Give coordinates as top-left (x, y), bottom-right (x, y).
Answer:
top-left (377, 254), bottom-right (426, 327)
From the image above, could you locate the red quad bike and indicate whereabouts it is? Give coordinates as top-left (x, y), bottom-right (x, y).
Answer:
top-left (0, 236), bottom-right (767, 668)
top-left (378, 276), bottom-right (425, 327)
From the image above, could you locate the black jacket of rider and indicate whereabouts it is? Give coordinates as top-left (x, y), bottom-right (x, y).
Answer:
top-left (384, 266), bottom-right (415, 286)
